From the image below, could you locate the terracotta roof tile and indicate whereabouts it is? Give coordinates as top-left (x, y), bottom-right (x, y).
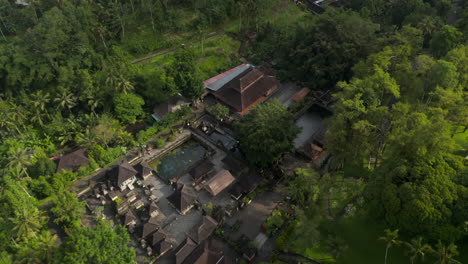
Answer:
top-left (187, 216), bottom-right (218, 244)
top-left (167, 185), bottom-right (196, 213)
top-left (204, 170), bottom-right (235, 196)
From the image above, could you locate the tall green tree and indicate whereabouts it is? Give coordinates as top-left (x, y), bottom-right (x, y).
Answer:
top-left (379, 229), bottom-right (401, 264)
top-left (327, 64), bottom-right (399, 168)
top-left (275, 9), bottom-right (379, 88)
top-left (366, 105), bottom-right (465, 241)
top-left (54, 89), bottom-right (77, 112)
top-left (50, 190), bottom-right (84, 230)
top-left (113, 93), bottom-right (144, 124)
top-left (168, 47), bottom-right (204, 99)
top-left (235, 99), bottom-right (300, 167)
top-left (430, 241), bottom-right (461, 264)
top-left (430, 25), bottom-right (463, 58)
top-left (57, 221), bottom-right (136, 264)
top-left (403, 237), bottom-right (432, 264)
top-left (9, 207), bottom-right (46, 241)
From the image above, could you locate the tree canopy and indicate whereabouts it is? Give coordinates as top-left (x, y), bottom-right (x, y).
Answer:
top-left (56, 221), bottom-right (136, 264)
top-left (235, 99), bottom-right (300, 167)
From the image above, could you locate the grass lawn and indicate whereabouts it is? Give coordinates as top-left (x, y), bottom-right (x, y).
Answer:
top-left (335, 217), bottom-right (408, 264)
top-left (138, 33), bottom-right (241, 80)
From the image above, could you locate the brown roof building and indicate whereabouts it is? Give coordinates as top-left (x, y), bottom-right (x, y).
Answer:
top-left (152, 93), bottom-right (190, 121)
top-left (292, 87), bottom-right (311, 102)
top-left (208, 65), bottom-right (279, 115)
top-left (150, 230), bottom-right (166, 247)
top-left (204, 169), bottom-right (236, 196)
top-left (221, 155), bottom-right (247, 177)
top-left (142, 222), bottom-right (159, 239)
top-left (153, 240), bottom-right (173, 257)
top-left (149, 202), bottom-right (159, 218)
top-left (124, 210), bottom-right (137, 226)
top-left (229, 170), bottom-right (262, 200)
top-left (56, 149), bottom-right (89, 172)
top-left (182, 237), bottom-right (233, 264)
top-left (134, 161), bottom-right (153, 180)
top-left (189, 160), bottom-right (214, 183)
top-left (110, 160), bottom-right (137, 191)
top-left (167, 184), bottom-right (197, 215)
top-left (176, 238), bottom-right (198, 264)
top-left (187, 216), bottom-right (218, 244)
top-left (149, 230), bottom-right (172, 257)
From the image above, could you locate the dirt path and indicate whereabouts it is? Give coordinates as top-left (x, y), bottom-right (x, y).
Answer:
top-left (130, 29), bottom-right (226, 64)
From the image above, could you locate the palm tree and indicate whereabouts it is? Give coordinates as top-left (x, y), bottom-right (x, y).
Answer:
top-left (9, 165), bottom-right (29, 181)
top-left (404, 237), bottom-right (432, 264)
top-left (15, 242), bottom-right (42, 264)
top-left (31, 90), bottom-right (50, 112)
top-left (54, 89), bottom-right (77, 113)
top-left (430, 241), bottom-right (461, 264)
top-left (379, 229), bottom-right (401, 264)
top-left (87, 97), bottom-right (102, 115)
top-left (116, 78), bottom-right (135, 94)
top-left (106, 72), bottom-right (134, 94)
top-left (75, 128), bottom-right (97, 148)
top-left (9, 207), bottom-right (46, 241)
top-left (37, 231), bottom-right (58, 262)
top-left (31, 109), bottom-right (46, 127)
top-left (0, 101), bottom-right (23, 134)
top-left (7, 147), bottom-right (32, 178)
top-left (58, 131), bottom-right (75, 147)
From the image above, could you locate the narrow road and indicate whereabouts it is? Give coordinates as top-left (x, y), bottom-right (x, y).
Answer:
top-left (130, 29), bottom-right (225, 64)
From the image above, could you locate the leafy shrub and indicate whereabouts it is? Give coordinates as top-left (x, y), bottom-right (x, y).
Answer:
top-left (28, 157), bottom-right (57, 179)
top-left (210, 103), bottom-right (229, 120)
top-left (137, 106), bottom-right (191, 143)
top-left (89, 145), bottom-right (123, 169)
top-left (264, 209), bottom-right (285, 236)
top-left (28, 176), bottom-right (55, 199)
top-left (204, 202), bottom-right (213, 216)
top-left (168, 134), bottom-right (176, 141)
top-left (155, 139), bottom-right (165, 148)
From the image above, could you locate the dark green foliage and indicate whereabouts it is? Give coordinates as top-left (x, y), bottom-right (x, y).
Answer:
top-left (235, 99), bottom-right (300, 167)
top-left (28, 176), bottom-right (55, 199)
top-left (168, 48), bottom-right (204, 99)
top-left (0, 251), bottom-right (12, 264)
top-left (88, 145), bottom-right (123, 167)
top-left (113, 93), bottom-right (145, 124)
top-left (57, 221), bottom-right (136, 264)
top-left (192, 0), bottom-right (236, 25)
top-left (155, 139), bottom-right (165, 148)
top-left (28, 157), bottom-right (57, 179)
top-left (50, 190), bottom-right (85, 230)
top-left (430, 25), bottom-right (463, 58)
top-left (136, 105), bottom-right (191, 143)
top-left (209, 103), bottom-right (229, 120)
top-left (253, 9), bottom-right (379, 88)
top-left (135, 68), bottom-right (177, 106)
top-left (365, 105), bottom-right (466, 241)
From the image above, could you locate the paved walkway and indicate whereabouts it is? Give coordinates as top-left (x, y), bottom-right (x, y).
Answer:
top-left (226, 191), bottom-right (284, 240)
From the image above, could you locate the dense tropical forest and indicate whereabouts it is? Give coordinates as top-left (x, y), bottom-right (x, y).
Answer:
top-left (0, 0), bottom-right (467, 263)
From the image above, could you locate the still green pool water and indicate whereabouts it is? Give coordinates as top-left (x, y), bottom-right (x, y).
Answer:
top-left (150, 140), bottom-right (206, 181)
